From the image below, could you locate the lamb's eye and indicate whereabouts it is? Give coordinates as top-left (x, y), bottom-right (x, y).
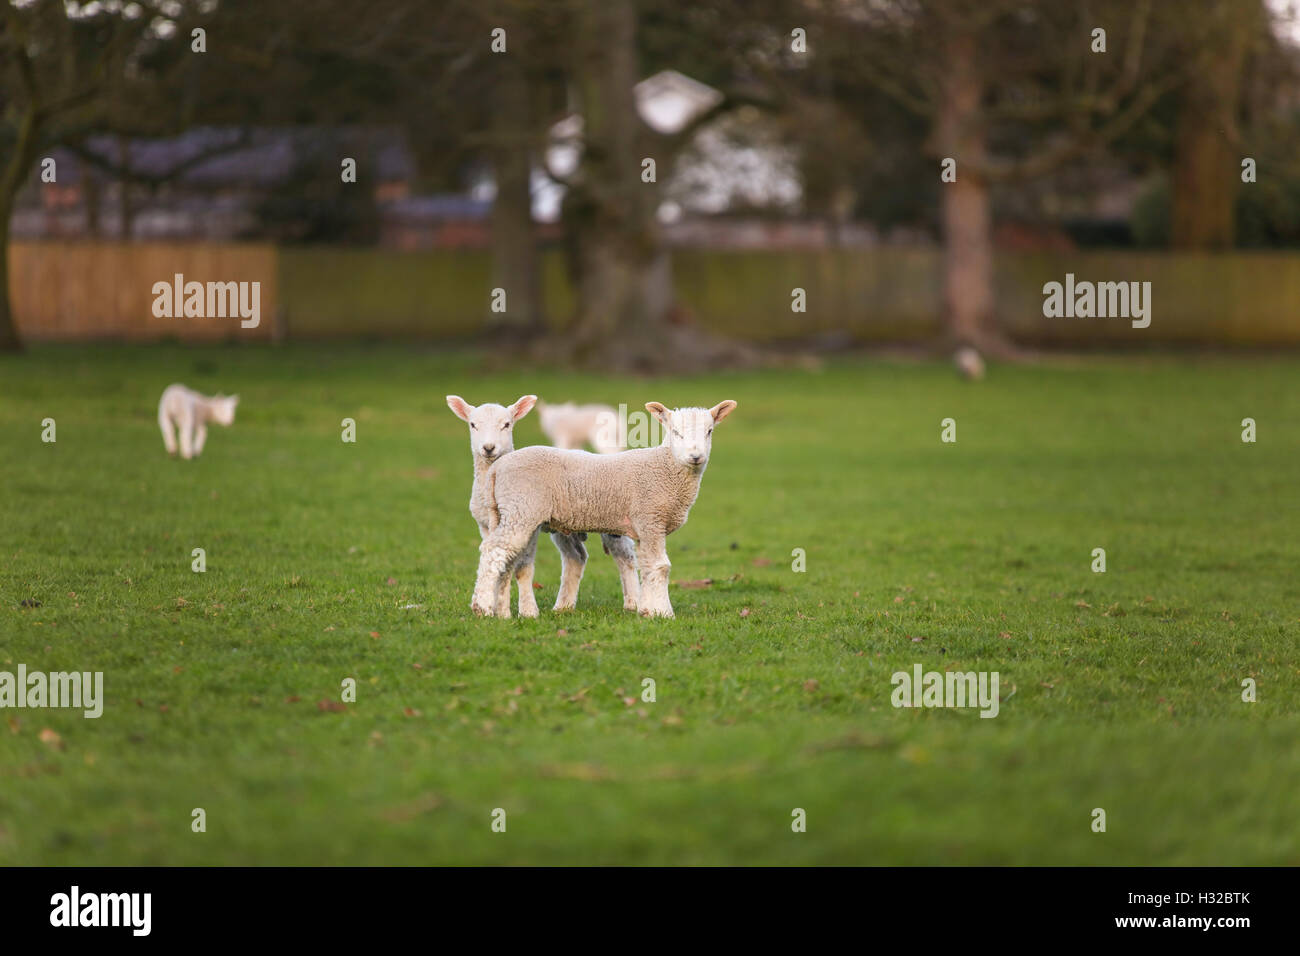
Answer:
top-left (470, 423), bottom-right (477, 430)
top-left (504, 422), bottom-right (511, 429)
top-left (707, 428), bottom-right (713, 436)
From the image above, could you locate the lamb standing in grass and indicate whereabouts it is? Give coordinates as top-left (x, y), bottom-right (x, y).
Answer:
top-left (158, 384), bottom-right (239, 459)
top-left (472, 400), bottom-right (737, 618)
top-left (446, 394), bottom-right (639, 617)
top-left (447, 394), bottom-right (542, 618)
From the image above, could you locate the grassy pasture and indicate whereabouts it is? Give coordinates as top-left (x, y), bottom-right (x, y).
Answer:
top-left (0, 345), bottom-right (1296, 864)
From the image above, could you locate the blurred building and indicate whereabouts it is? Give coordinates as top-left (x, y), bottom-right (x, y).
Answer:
top-left (13, 127), bottom-right (415, 243)
top-left (11, 76), bottom-right (1149, 254)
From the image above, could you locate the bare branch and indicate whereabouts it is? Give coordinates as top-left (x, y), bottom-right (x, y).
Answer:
top-left (59, 129), bottom-right (254, 187)
top-left (979, 69), bottom-right (1186, 183)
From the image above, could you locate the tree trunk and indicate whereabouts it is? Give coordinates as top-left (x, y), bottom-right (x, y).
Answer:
top-left (0, 111), bottom-right (40, 353)
top-left (489, 52), bottom-right (544, 337)
top-left (561, 0), bottom-right (671, 369)
top-left (936, 29), bottom-right (998, 352)
top-left (1170, 3), bottom-right (1252, 250)
top-left (0, 196), bottom-right (22, 353)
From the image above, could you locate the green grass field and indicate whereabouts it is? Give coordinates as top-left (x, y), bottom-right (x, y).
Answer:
top-left (1, 344), bottom-right (1297, 865)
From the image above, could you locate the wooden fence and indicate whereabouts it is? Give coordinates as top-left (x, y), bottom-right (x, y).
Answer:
top-left (10, 240), bottom-right (1300, 345)
top-left (10, 241), bottom-right (277, 341)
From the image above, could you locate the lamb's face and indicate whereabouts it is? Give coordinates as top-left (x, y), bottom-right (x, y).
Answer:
top-left (468, 403), bottom-right (516, 462)
top-left (212, 396), bottom-right (238, 426)
top-left (647, 401), bottom-right (738, 470)
top-left (447, 394), bottom-right (536, 463)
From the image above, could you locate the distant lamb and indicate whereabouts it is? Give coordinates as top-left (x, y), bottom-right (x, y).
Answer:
top-left (954, 347), bottom-right (986, 381)
top-left (537, 400), bottom-right (623, 455)
top-left (158, 384), bottom-right (239, 459)
top-left (446, 394), bottom-right (639, 617)
top-left (471, 400), bottom-right (737, 619)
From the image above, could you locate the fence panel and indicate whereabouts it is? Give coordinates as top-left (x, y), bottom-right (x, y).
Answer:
top-left (10, 241), bottom-right (277, 342)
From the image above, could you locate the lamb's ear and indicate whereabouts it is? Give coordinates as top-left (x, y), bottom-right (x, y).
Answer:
top-left (645, 402), bottom-right (671, 427)
top-left (709, 400), bottom-right (737, 423)
top-left (510, 394), bottom-right (537, 421)
top-left (229, 395), bottom-right (240, 407)
top-left (446, 395), bottom-right (474, 422)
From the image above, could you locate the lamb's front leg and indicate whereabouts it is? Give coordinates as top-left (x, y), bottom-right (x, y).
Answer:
top-left (193, 423), bottom-right (209, 456)
top-left (473, 526), bottom-right (531, 617)
top-left (602, 534), bottom-right (640, 611)
top-left (635, 533), bottom-right (673, 619)
top-left (513, 530), bottom-right (540, 618)
top-left (478, 524), bottom-right (510, 618)
top-left (159, 410), bottom-right (178, 456)
top-left (494, 574), bottom-right (513, 619)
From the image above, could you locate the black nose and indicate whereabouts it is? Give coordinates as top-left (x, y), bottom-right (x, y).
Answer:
top-left (483, 444), bottom-right (496, 455)
top-left (688, 454), bottom-right (703, 464)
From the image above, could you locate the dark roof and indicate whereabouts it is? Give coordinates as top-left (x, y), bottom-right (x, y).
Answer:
top-left (383, 195), bottom-right (491, 222)
top-left (53, 126), bottom-right (415, 188)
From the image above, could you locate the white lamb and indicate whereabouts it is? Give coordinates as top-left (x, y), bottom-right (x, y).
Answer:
top-left (446, 394), bottom-right (640, 617)
top-left (158, 384), bottom-right (239, 459)
top-left (537, 401), bottom-right (623, 455)
top-left (471, 400), bottom-right (737, 619)
top-left (954, 347), bottom-right (986, 381)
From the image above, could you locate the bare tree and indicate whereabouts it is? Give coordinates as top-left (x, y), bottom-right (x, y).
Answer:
top-left (0, 0), bottom-right (221, 351)
top-left (542, 0), bottom-right (771, 370)
top-left (1169, 0), bottom-right (1269, 249)
top-left (823, 0), bottom-right (1210, 353)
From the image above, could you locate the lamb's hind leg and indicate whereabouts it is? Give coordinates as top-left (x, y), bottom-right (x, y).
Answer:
top-left (602, 534), bottom-right (640, 611)
top-left (473, 524), bottom-right (536, 617)
top-left (513, 530), bottom-right (540, 618)
top-left (551, 532), bottom-right (588, 611)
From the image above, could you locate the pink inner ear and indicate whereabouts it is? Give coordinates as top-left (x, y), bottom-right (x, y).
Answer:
top-left (513, 396), bottom-right (537, 421)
